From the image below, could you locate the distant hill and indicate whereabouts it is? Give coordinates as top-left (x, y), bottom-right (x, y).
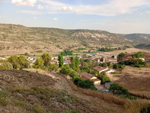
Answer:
top-left (135, 43), bottom-right (150, 49)
top-left (0, 24), bottom-right (150, 55)
top-left (124, 34), bottom-right (150, 43)
top-left (0, 24), bottom-right (134, 55)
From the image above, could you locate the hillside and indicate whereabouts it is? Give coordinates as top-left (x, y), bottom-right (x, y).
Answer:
top-left (135, 43), bottom-right (150, 49)
top-left (0, 69), bottom-right (124, 113)
top-left (0, 24), bottom-right (134, 55)
top-left (124, 34), bottom-right (150, 43)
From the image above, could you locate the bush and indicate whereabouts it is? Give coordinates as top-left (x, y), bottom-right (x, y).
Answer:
top-left (97, 72), bottom-right (110, 84)
top-left (60, 65), bottom-right (72, 75)
top-left (74, 78), bottom-right (96, 90)
top-left (8, 55), bottom-right (30, 69)
top-left (48, 63), bottom-right (59, 72)
top-left (101, 75), bottom-right (110, 84)
top-left (109, 83), bottom-right (129, 96)
top-left (33, 58), bottom-right (44, 69)
top-left (69, 71), bottom-right (80, 79)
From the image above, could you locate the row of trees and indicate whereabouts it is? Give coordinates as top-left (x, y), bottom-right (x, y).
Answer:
top-left (33, 53), bottom-right (59, 72)
top-left (60, 64), bottom-right (96, 90)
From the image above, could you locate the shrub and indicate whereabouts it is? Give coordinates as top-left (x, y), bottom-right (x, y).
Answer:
top-left (33, 58), bottom-right (44, 69)
top-left (74, 78), bottom-right (96, 90)
top-left (97, 72), bottom-right (110, 84)
top-left (60, 65), bottom-right (72, 75)
top-left (101, 75), bottom-right (110, 84)
top-left (41, 53), bottom-right (51, 67)
top-left (8, 55), bottom-right (30, 69)
top-left (109, 83), bottom-right (129, 96)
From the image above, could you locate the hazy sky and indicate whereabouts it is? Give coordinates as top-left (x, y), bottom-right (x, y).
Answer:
top-left (0, 0), bottom-right (150, 34)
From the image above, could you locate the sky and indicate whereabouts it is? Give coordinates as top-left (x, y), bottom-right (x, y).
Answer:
top-left (0, 0), bottom-right (150, 34)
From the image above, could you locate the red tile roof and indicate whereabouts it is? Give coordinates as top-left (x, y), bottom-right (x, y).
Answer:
top-left (93, 66), bottom-right (108, 71)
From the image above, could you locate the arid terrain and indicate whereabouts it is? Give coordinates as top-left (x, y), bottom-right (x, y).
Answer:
top-left (0, 69), bottom-right (125, 113)
top-left (1, 24), bottom-right (150, 55)
top-left (107, 66), bottom-right (150, 99)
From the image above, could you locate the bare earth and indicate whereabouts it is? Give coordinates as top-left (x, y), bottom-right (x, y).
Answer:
top-left (25, 69), bottom-right (124, 113)
top-left (108, 66), bottom-right (150, 98)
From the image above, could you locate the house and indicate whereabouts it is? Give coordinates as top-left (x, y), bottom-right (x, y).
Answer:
top-left (104, 69), bottom-right (115, 74)
top-left (138, 58), bottom-right (145, 61)
top-left (105, 57), bottom-right (117, 63)
top-left (95, 58), bottom-right (101, 64)
top-left (93, 66), bottom-right (108, 74)
top-left (63, 60), bottom-right (71, 65)
top-left (26, 57), bottom-right (36, 63)
top-left (80, 72), bottom-right (101, 85)
top-left (121, 56), bottom-right (132, 62)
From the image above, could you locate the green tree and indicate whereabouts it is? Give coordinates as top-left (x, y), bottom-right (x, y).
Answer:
top-left (109, 83), bottom-right (129, 96)
top-left (113, 64), bottom-right (118, 69)
top-left (41, 53), bottom-right (51, 67)
top-left (97, 72), bottom-right (110, 84)
top-left (117, 53), bottom-right (125, 62)
top-left (134, 52), bottom-right (144, 58)
top-left (48, 63), bottom-right (59, 72)
top-left (75, 57), bottom-right (80, 71)
top-left (33, 58), bottom-right (44, 68)
top-left (58, 54), bottom-right (64, 67)
top-left (70, 57), bottom-right (75, 69)
top-left (8, 55), bottom-right (20, 69)
top-left (60, 64), bottom-right (72, 75)
top-left (0, 62), bottom-right (13, 70)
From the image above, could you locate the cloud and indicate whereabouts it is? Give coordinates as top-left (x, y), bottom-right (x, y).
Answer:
top-left (12, 0), bottom-right (36, 7)
top-left (145, 10), bottom-right (150, 14)
top-left (20, 10), bottom-right (43, 14)
top-left (37, 4), bottom-right (44, 10)
top-left (33, 16), bottom-right (37, 20)
top-left (39, 0), bottom-right (150, 16)
top-left (53, 18), bottom-right (58, 21)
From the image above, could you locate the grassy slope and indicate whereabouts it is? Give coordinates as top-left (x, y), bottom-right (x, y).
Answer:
top-left (0, 24), bottom-right (134, 55)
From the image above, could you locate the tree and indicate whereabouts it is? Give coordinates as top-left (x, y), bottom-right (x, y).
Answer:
top-left (41, 53), bottom-right (51, 67)
top-left (8, 55), bottom-right (20, 69)
top-left (0, 62), bottom-right (13, 70)
top-left (60, 64), bottom-right (72, 75)
top-left (113, 64), bottom-right (118, 69)
top-left (109, 83), bottom-right (129, 96)
top-left (117, 53), bottom-right (125, 62)
top-left (48, 63), bottom-right (59, 72)
top-left (75, 57), bottom-right (80, 71)
top-left (8, 55), bottom-right (30, 69)
top-left (134, 52), bottom-right (144, 58)
top-left (70, 57), bottom-right (75, 69)
top-left (33, 58), bottom-right (44, 68)
top-left (97, 72), bottom-right (110, 84)
top-left (58, 54), bottom-right (64, 67)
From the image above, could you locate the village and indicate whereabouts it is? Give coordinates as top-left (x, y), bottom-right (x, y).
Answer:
top-left (0, 50), bottom-right (146, 92)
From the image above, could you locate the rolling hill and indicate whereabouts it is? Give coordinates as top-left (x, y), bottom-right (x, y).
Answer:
top-left (124, 34), bottom-right (150, 43)
top-left (0, 24), bottom-right (134, 55)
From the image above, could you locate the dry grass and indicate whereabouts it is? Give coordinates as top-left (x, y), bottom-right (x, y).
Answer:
top-left (114, 66), bottom-right (150, 98)
top-left (59, 73), bottom-right (150, 113)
